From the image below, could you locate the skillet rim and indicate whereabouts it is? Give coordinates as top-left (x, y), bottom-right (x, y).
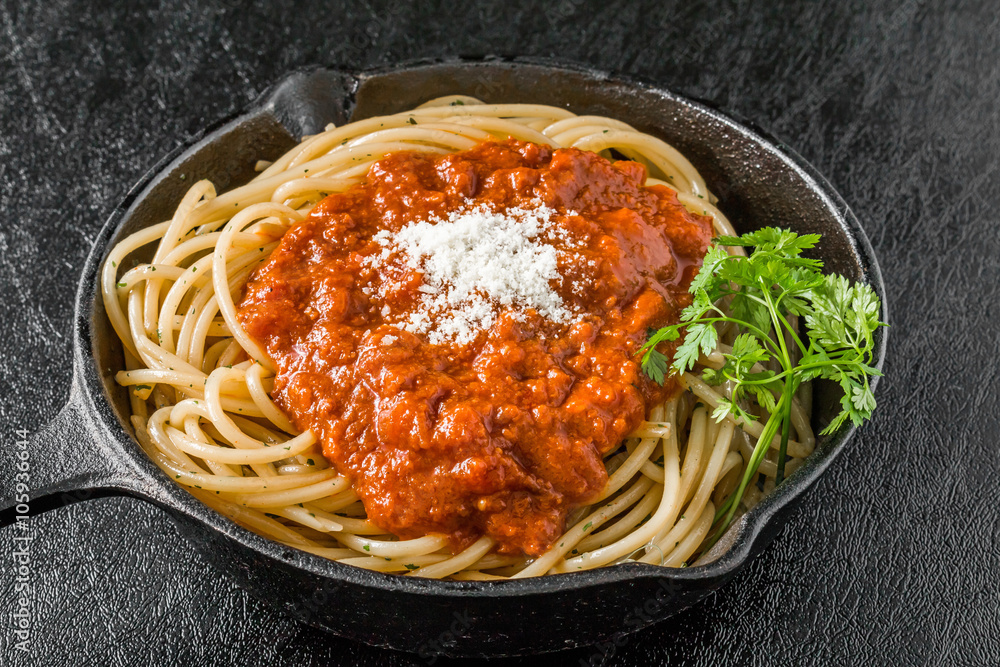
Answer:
top-left (73, 55), bottom-right (887, 600)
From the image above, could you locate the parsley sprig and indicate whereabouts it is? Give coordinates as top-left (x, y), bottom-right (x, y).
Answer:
top-left (640, 227), bottom-right (885, 546)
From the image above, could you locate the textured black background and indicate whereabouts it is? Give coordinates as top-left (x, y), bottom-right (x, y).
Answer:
top-left (1, 1), bottom-right (998, 665)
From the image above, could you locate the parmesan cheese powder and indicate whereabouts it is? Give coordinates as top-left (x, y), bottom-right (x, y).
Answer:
top-left (371, 202), bottom-right (580, 345)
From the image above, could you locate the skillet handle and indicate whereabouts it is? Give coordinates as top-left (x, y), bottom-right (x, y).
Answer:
top-left (0, 380), bottom-right (146, 527)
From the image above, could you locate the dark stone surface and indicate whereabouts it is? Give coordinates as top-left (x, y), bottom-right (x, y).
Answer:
top-left (0, 1), bottom-right (997, 665)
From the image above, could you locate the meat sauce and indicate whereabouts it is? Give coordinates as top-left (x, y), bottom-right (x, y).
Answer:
top-left (237, 139), bottom-right (713, 556)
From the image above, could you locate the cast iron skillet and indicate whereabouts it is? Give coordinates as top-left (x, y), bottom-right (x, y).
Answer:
top-left (0, 57), bottom-right (886, 657)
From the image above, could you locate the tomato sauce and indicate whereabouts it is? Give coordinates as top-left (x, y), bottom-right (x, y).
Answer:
top-left (237, 139), bottom-right (713, 556)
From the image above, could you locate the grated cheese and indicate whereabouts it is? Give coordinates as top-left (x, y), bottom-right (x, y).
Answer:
top-left (371, 201), bottom-right (581, 345)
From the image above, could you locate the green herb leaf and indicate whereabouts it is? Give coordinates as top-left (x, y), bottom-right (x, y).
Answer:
top-left (638, 227), bottom-right (885, 550)
top-left (642, 347), bottom-right (670, 385)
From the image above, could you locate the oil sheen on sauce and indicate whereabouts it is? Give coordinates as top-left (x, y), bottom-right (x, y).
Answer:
top-left (237, 139), bottom-right (713, 556)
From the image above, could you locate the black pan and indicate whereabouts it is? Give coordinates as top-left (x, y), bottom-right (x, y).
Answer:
top-left (0, 57), bottom-right (887, 657)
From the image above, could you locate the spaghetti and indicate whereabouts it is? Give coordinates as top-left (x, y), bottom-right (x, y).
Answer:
top-left (102, 97), bottom-right (815, 579)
